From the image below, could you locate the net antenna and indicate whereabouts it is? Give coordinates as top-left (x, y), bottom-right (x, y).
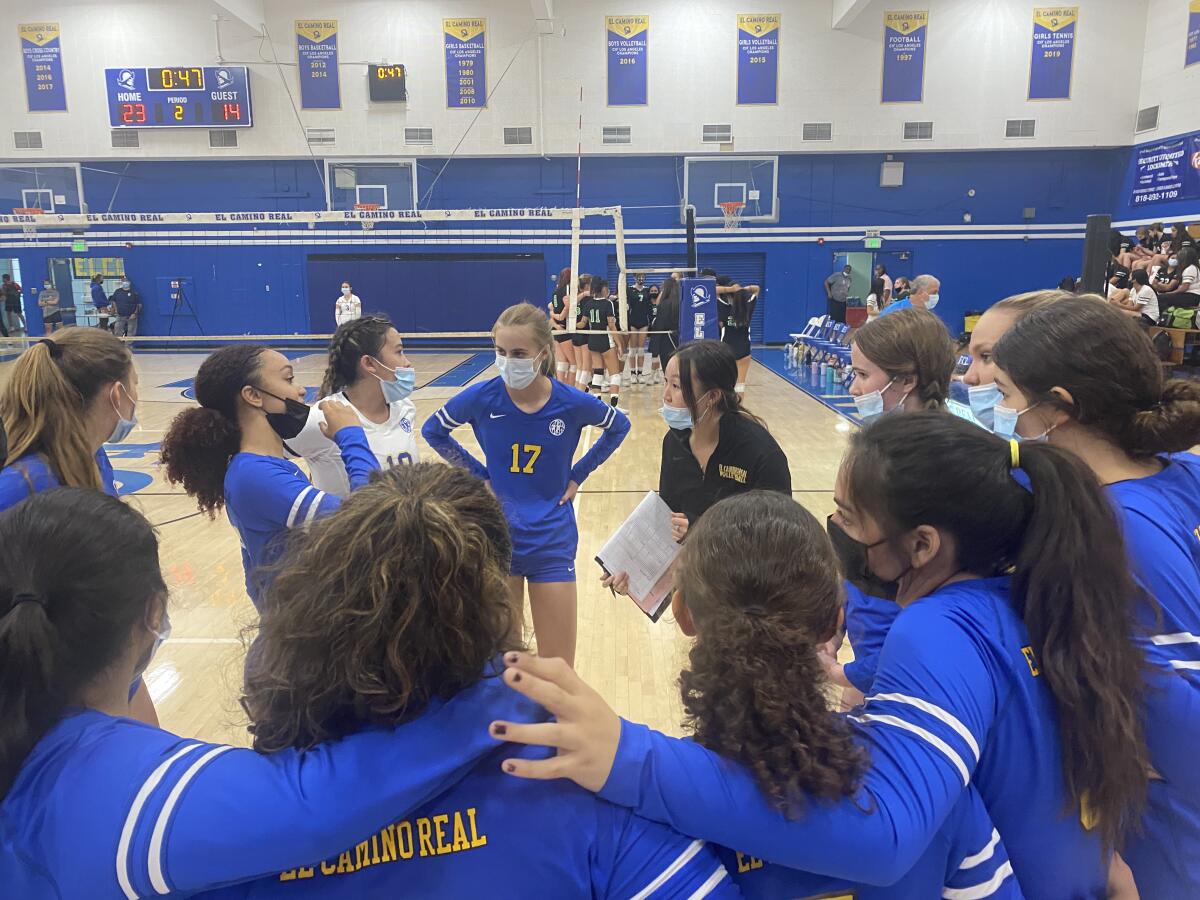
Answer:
top-left (354, 201), bottom-right (380, 231)
top-left (719, 200), bottom-right (745, 231)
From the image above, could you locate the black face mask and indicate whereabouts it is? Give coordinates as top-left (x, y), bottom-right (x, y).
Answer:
top-left (255, 387), bottom-right (310, 441)
top-left (826, 515), bottom-right (899, 602)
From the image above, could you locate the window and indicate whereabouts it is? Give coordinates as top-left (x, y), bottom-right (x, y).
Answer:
top-left (1135, 106), bottom-right (1159, 134)
top-left (702, 124), bottom-right (733, 143)
top-left (404, 127), bottom-right (434, 145)
top-left (111, 130), bottom-right (140, 148)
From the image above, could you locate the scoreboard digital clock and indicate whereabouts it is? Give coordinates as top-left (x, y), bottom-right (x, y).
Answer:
top-left (105, 66), bottom-right (253, 128)
top-left (368, 64), bottom-right (408, 101)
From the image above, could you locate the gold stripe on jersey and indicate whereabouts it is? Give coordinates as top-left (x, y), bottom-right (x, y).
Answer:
top-left (276, 806), bottom-right (488, 882)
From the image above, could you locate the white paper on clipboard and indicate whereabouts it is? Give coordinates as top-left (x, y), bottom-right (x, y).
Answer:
top-left (595, 491), bottom-right (680, 620)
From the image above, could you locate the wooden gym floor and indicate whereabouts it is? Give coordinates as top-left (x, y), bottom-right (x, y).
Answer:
top-left (0, 345), bottom-right (852, 746)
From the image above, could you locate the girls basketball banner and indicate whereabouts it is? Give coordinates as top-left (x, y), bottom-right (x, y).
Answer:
top-left (445, 19), bottom-right (487, 108)
top-left (606, 16), bottom-right (648, 106)
top-left (1028, 8), bottom-right (1076, 100)
top-left (736, 14), bottom-right (780, 105)
top-left (1187, 1), bottom-right (1200, 67)
top-left (295, 20), bottom-right (340, 109)
top-left (18, 23), bottom-right (67, 112)
top-left (881, 11), bottom-right (927, 103)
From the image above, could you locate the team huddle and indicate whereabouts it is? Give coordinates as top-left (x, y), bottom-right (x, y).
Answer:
top-left (0, 283), bottom-right (1198, 897)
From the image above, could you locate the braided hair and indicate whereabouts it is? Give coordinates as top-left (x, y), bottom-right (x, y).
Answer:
top-left (320, 315), bottom-right (395, 397)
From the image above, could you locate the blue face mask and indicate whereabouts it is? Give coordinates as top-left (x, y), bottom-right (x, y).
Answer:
top-left (108, 382), bottom-right (137, 444)
top-left (992, 401), bottom-right (1054, 442)
top-left (853, 378), bottom-right (909, 422)
top-left (660, 403), bottom-right (694, 430)
top-left (967, 383), bottom-right (1002, 430)
top-left (371, 358), bottom-right (416, 403)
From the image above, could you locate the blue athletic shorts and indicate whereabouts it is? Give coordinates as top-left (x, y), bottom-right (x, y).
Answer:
top-left (510, 555), bottom-right (577, 584)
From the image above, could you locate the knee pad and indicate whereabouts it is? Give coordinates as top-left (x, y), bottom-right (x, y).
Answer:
top-left (556, 361), bottom-right (569, 375)
top-left (609, 373), bottom-right (622, 388)
top-left (591, 372), bottom-right (604, 388)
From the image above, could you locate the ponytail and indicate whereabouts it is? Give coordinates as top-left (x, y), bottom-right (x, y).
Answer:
top-left (320, 316), bottom-right (394, 397)
top-left (844, 412), bottom-right (1149, 850)
top-left (0, 489), bottom-right (164, 798)
top-left (161, 344), bottom-right (266, 516)
top-left (1, 330), bottom-right (132, 490)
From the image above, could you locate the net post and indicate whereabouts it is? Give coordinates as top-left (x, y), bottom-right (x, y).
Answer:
top-left (685, 205), bottom-right (697, 274)
top-left (613, 207), bottom-right (628, 333)
top-left (568, 208), bottom-right (582, 333)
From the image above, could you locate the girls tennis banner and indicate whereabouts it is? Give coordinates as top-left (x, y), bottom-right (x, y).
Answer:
top-left (1129, 136), bottom-right (1200, 207)
top-left (881, 11), bottom-right (927, 103)
top-left (295, 20), bottom-right (340, 109)
top-left (606, 16), bottom-right (648, 106)
top-left (445, 19), bottom-right (487, 108)
top-left (736, 14), bottom-right (780, 105)
top-left (1187, 1), bottom-right (1200, 67)
top-left (19, 23), bottom-right (67, 112)
top-left (1028, 8), bottom-right (1076, 100)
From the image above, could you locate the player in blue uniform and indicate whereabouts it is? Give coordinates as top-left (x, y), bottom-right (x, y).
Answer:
top-left (0, 487), bottom-right (565, 899)
top-left (494, 412), bottom-right (1153, 900)
top-left (993, 297), bottom-right (1200, 898)
top-left (161, 345), bottom-right (378, 608)
top-left (0, 329), bottom-right (158, 725)
top-left (192, 463), bottom-right (733, 899)
top-left (824, 309), bottom-right (955, 704)
top-left (423, 303), bottom-right (629, 667)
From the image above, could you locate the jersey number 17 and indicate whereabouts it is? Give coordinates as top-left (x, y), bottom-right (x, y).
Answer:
top-left (510, 443), bottom-right (542, 474)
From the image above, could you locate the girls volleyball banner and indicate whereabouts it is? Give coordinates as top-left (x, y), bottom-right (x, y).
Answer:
top-left (1129, 136), bottom-right (1200, 207)
top-left (295, 20), bottom-right (340, 109)
top-left (1028, 8), bottom-right (1076, 100)
top-left (19, 22), bottom-right (67, 112)
top-left (1187, 1), bottom-right (1200, 67)
top-left (606, 16), bottom-right (649, 106)
top-left (444, 19), bottom-right (487, 108)
top-left (736, 14), bottom-right (781, 105)
top-left (881, 11), bottom-right (927, 103)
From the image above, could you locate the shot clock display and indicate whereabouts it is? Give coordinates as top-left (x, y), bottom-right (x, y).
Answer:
top-left (105, 66), bottom-right (253, 128)
top-left (368, 64), bottom-right (408, 101)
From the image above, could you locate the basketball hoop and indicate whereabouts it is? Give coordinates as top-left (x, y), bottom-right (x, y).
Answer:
top-left (354, 202), bottom-right (380, 231)
top-left (12, 208), bottom-right (44, 215)
top-left (719, 201), bottom-right (744, 231)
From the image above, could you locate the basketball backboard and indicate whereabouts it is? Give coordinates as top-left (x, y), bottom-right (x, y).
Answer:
top-left (683, 156), bottom-right (778, 224)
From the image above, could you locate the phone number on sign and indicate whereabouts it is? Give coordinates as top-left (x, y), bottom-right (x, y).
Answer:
top-left (1134, 189), bottom-right (1180, 204)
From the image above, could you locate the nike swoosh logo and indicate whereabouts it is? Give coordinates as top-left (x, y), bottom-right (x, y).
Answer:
top-left (489, 413), bottom-right (505, 419)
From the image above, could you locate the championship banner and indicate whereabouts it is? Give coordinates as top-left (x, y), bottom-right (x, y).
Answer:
top-left (736, 14), bottom-right (780, 105)
top-left (1028, 8), bottom-right (1076, 100)
top-left (19, 23), bottom-right (66, 112)
top-left (1187, 1), bottom-right (1200, 68)
top-left (295, 20), bottom-right (340, 109)
top-left (881, 11), bottom-right (927, 103)
top-left (606, 16), bottom-right (649, 106)
top-left (679, 277), bottom-right (719, 344)
top-left (445, 19), bottom-right (487, 108)
top-left (1128, 137), bottom-right (1200, 207)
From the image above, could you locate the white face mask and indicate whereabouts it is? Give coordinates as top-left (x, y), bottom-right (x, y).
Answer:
top-left (925, 293), bottom-right (940, 310)
top-left (341, 286), bottom-right (352, 295)
top-left (495, 351), bottom-right (544, 390)
top-left (1169, 258), bottom-right (1179, 267)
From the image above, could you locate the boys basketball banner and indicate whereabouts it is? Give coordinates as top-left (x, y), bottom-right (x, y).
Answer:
top-left (606, 16), bottom-right (648, 106)
top-left (736, 14), bottom-right (780, 105)
top-left (1187, 1), bottom-right (1200, 67)
top-left (881, 11), bottom-right (927, 103)
top-left (295, 20), bottom-right (340, 109)
top-left (1028, 8), bottom-right (1076, 100)
top-left (445, 19), bottom-right (487, 108)
top-left (1128, 136), bottom-right (1200, 207)
top-left (19, 23), bottom-right (67, 112)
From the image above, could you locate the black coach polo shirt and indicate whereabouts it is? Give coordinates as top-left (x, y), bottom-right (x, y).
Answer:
top-left (658, 411), bottom-right (792, 524)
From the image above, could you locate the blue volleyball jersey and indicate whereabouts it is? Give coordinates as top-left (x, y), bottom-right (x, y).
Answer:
top-left (0, 447), bottom-right (116, 511)
top-left (841, 583), bottom-right (900, 694)
top-left (224, 426), bottom-right (378, 607)
top-left (0, 672), bottom-right (551, 899)
top-left (200, 749), bottom-right (735, 900)
top-left (422, 377), bottom-right (630, 565)
top-left (1107, 453), bottom-right (1200, 897)
top-left (722, 786), bottom-right (1020, 899)
top-left (598, 577), bottom-right (1106, 899)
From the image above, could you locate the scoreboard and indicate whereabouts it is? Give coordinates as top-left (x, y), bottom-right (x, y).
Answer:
top-left (105, 66), bottom-right (253, 128)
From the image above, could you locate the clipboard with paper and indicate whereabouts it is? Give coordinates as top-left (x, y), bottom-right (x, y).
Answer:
top-left (595, 491), bottom-right (680, 622)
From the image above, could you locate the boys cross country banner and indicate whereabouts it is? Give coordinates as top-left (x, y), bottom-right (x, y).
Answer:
top-left (736, 14), bottom-right (780, 105)
top-left (19, 23), bottom-right (67, 112)
top-left (295, 20), bottom-right (340, 109)
top-left (445, 19), bottom-right (487, 108)
top-left (1129, 136), bottom-right (1200, 207)
top-left (1187, 1), bottom-right (1200, 68)
top-left (606, 16), bottom-right (648, 106)
top-left (881, 11), bottom-right (927, 103)
top-left (1028, 8), bottom-right (1076, 100)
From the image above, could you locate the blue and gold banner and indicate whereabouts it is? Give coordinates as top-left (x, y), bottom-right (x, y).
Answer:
top-left (19, 23), bottom-right (66, 112)
top-left (881, 11), bottom-right (927, 103)
top-left (445, 19), bottom-right (487, 108)
top-left (736, 14), bottom-right (780, 105)
top-left (295, 20), bottom-right (340, 109)
top-left (1028, 8), bottom-right (1076, 100)
top-left (606, 16), bottom-right (648, 106)
top-left (1187, 1), bottom-right (1200, 67)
